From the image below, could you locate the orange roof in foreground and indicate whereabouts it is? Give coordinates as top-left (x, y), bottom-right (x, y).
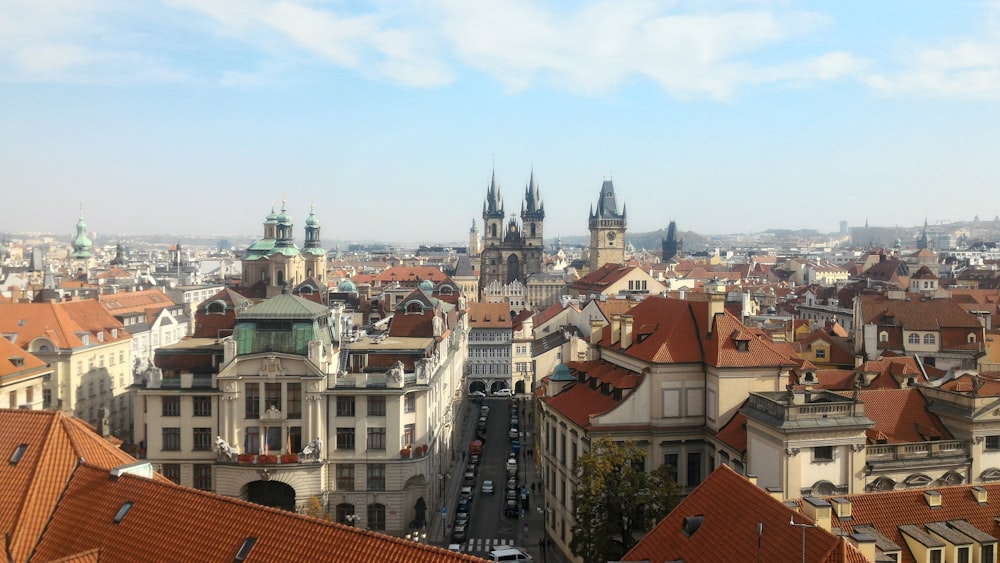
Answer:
top-left (542, 380), bottom-right (624, 429)
top-left (0, 409), bottom-right (481, 563)
top-left (33, 464), bottom-right (484, 563)
top-left (0, 409), bottom-right (145, 562)
top-left (623, 465), bottom-right (865, 563)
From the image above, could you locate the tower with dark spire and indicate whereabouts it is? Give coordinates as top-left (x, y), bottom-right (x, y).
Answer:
top-left (588, 179), bottom-right (627, 271)
top-left (662, 221), bottom-right (682, 262)
top-left (917, 218), bottom-right (929, 250)
top-left (479, 168), bottom-right (546, 294)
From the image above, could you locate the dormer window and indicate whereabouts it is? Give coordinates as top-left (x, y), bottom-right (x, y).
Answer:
top-left (9, 357), bottom-right (24, 367)
top-left (111, 329), bottom-right (118, 338)
top-left (96, 332), bottom-right (104, 342)
top-left (879, 331), bottom-right (889, 343)
top-left (968, 332), bottom-right (977, 344)
top-left (733, 337), bottom-right (750, 352)
top-left (405, 301), bottom-right (423, 314)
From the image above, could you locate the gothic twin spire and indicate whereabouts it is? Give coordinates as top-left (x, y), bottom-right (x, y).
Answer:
top-left (483, 169), bottom-right (544, 219)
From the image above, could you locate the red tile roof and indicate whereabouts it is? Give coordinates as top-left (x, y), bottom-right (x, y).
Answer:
top-left (568, 263), bottom-right (640, 293)
top-left (466, 301), bottom-right (512, 328)
top-left (33, 464), bottom-right (483, 563)
top-left (622, 465), bottom-right (865, 563)
top-left (0, 300), bottom-right (130, 351)
top-left (542, 380), bottom-right (626, 430)
top-left (849, 389), bottom-right (952, 443)
top-left (0, 336), bottom-right (49, 383)
top-left (0, 409), bottom-right (481, 563)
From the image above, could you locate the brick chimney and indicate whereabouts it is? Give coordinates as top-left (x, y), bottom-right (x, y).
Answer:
top-left (706, 278), bottom-right (726, 333)
top-left (621, 315), bottom-right (634, 349)
top-left (610, 314), bottom-right (621, 345)
top-left (590, 319), bottom-right (603, 346)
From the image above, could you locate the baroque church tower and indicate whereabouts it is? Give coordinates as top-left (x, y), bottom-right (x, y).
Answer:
top-left (588, 179), bottom-right (627, 271)
top-left (242, 201), bottom-right (327, 298)
top-left (479, 170), bottom-right (545, 296)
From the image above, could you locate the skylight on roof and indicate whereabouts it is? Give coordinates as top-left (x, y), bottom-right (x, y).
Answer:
top-left (113, 501), bottom-right (134, 524)
top-left (9, 443), bottom-right (27, 465)
top-left (234, 537), bottom-right (257, 562)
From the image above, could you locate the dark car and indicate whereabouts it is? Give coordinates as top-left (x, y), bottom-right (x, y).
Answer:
top-left (457, 498), bottom-right (471, 514)
top-left (451, 523), bottom-right (468, 542)
top-left (504, 499), bottom-right (519, 518)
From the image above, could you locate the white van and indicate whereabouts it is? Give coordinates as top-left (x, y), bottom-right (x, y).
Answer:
top-left (489, 547), bottom-right (533, 562)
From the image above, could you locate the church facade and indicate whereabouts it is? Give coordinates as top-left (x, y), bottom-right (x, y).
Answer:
top-left (478, 170), bottom-right (545, 295)
top-left (242, 202), bottom-right (327, 298)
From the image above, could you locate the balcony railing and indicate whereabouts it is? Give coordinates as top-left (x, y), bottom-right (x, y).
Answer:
top-left (866, 440), bottom-right (967, 462)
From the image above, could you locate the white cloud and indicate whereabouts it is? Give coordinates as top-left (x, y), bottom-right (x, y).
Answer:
top-left (863, 3), bottom-right (1000, 99)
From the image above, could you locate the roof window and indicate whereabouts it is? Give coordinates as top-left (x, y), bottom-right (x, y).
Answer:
top-left (9, 443), bottom-right (27, 465)
top-left (113, 501), bottom-right (134, 524)
top-left (682, 515), bottom-right (704, 537)
top-left (234, 537), bottom-right (257, 562)
top-left (9, 356), bottom-right (24, 367)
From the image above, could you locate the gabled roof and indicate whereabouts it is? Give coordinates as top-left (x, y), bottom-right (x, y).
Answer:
top-left (622, 465), bottom-right (864, 563)
top-left (0, 336), bottom-right (49, 383)
top-left (32, 464), bottom-right (481, 563)
top-left (847, 389), bottom-right (952, 443)
top-left (0, 409), bottom-right (151, 562)
top-left (859, 295), bottom-right (983, 330)
top-left (0, 300), bottom-right (130, 351)
top-left (542, 380), bottom-right (624, 429)
top-left (568, 263), bottom-right (642, 293)
top-left (467, 301), bottom-right (512, 328)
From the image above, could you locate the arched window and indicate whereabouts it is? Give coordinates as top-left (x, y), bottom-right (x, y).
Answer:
top-left (207, 301), bottom-right (226, 315)
top-left (335, 503), bottom-right (356, 525)
top-left (879, 331), bottom-right (889, 343)
top-left (367, 503), bottom-right (386, 530)
top-left (908, 333), bottom-right (920, 345)
top-left (968, 332), bottom-right (977, 343)
top-left (406, 301), bottom-right (423, 314)
top-left (924, 334), bottom-right (936, 345)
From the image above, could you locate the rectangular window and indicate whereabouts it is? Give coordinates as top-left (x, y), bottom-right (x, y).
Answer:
top-left (403, 423), bottom-right (415, 448)
top-left (162, 427), bottom-right (181, 451)
top-left (193, 396), bottom-right (211, 417)
top-left (336, 427), bottom-right (355, 450)
top-left (930, 549), bottom-right (942, 563)
top-left (245, 383), bottom-right (260, 419)
top-left (162, 396), bottom-right (180, 417)
top-left (986, 436), bottom-right (1000, 451)
top-left (8, 391), bottom-right (16, 407)
top-left (368, 395), bottom-right (386, 416)
top-left (686, 387), bottom-right (704, 417)
top-left (686, 451), bottom-right (702, 487)
top-left (367, 464), bottom-right (386, 491)
top-left (336, 464), bottom-right (355, 491)
top-left (288, 426), bottom-right (302, 454)
top-left (815, 349), bottom-right (826, 359)
top-left (193, 464), bottom-right (212, 491)
top-left (244, 427), bottom-right (260, 455)
top-left (193, 428), bottom-right (212, 451)
top-left (367, 427), bottom-right (386, 450)
top-left (813, 446), bottom-right (834, 462)
top-left (337, 396), bottom-right (355, 417)
top-left (264, 382), bottom-right (282, 413)
top-left (287, 383), bottom-right (301, 419)
top-left (662, 389), bottom-right (680, 417)
top-left (982, 544), bottom-right (994, 563)
top-left (161, 463), bottom-right (180, 484)
top-left (958, 547), bottom-right (969, 563)
top-left (25, 387), bottom-right (33, 406)
top-left (265, 426), bottom-right (281, 454)
top-left (404, 392), bottom-right (416, 413)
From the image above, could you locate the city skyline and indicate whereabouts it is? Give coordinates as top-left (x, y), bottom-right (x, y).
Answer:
top-left (4, 1), bottom-right (1000, 243)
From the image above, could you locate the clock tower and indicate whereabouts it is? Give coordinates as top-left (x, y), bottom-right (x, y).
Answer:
top-left (588, 179), bottom-right (627, 272)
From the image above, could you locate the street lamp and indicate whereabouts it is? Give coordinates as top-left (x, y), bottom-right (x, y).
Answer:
top-left (345, 513), bottom-right (360, 527)
top-left (789, 516), bottom-right (817, 563)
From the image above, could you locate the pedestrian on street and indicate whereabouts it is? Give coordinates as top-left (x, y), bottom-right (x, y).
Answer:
top-left (462, 450), bottom-right (466, 461)
top-left (530, 482), bottom-right (535, 493)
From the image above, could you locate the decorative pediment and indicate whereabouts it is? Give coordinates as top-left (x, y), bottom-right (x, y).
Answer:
top-left (903, 473), bottom-right (932, 488)
top-left (259, 356), bottom-right (286, 378)
top-left (981, 467), bottom-right (1000, 482)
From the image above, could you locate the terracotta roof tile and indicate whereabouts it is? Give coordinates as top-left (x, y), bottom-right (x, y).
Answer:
top-left (542, 380), bottom-right (624, 429)
top-left (622, 466), bottom-right (861, 563)
top-left (34, 464), bottom-right (483, 563)
top-left (844, 389), bottom-right (952, 443)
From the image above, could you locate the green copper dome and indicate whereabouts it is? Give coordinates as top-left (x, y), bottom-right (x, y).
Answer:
top-left (418, 279), bottom-right (434, 292)
top-left (338, 279), bottom-right (357, 292)
top-left (71, 213), bottom-right (93, 258)
top-left (550, 363), bottom-right (575, 382)
top-left (265, 206), bottom-right (278, 224)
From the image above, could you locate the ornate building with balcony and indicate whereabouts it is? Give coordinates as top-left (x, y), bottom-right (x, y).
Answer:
top-left (135, 282), bottom-right (468, 536)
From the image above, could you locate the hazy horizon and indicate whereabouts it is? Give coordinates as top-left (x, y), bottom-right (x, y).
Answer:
top-left (4, 2), bottom-right (1000, 243)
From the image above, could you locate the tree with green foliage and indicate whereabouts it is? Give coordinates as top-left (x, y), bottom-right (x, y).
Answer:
top-left (569, 436), bottom-right (679, 563)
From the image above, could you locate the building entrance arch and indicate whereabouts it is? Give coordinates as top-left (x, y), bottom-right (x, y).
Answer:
top-left (514, 380), bottom-right (525, 394)
top-left (245, 480), bottom-right (296, 511)
top-left (490, 381), bottom-right (509, 394)
top-left (469, 381), bottom-right (486, 394)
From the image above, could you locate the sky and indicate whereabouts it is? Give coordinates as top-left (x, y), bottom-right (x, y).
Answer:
top-left (3, 1), bottom-right (1000, 245)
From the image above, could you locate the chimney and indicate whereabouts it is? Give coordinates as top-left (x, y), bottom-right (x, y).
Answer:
top-left (802, 497), bottom-right (832, 531)
top-left (848, 533), bottom-right (877, 561)
top-left (621, 315), bottom-right (634, 349)
top-left (972, 486), bottom-right (988, 504)
top-left (766, 486), bottom-right (783, 501)
top-left (746, 474), bottom-right (757, 486)
top-left (924, 490), bottom-right (942, 508)
top-left (590, 319), bottom-right (603, 346)
top-left (610, 314), bottom-right (621, 345)
top-left (831, 497), bottom-right (852, 519)
top-left (706, 278), bottom-right (725, 333)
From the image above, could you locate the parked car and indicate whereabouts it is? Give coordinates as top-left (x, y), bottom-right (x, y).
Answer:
top-left (470, 454), bottom-right (481, 466)
top-left (506, 457), bottom-right (517, 473)
top-left (480, 405), bottom-right (490, 416)
top-left (469, 390), bottom-right (486, 398)
top-left (494, 388), bottom-right (514, 397)
top-left (463, 468), bottom-right (475, 484)
top-left (455, 511), bottom-right (470, 527)
top-left (506, 478), bottom-right (517, 492)
top-left (489, 547), bottom-right (533, 562)
top-left (508, 426), bottom-right (519, 439)
top-left (457, 498), bottom-right (471, 514)
top-left (481, 480), bottom-right (495, 495)
top-left (460, 486), bottom-right (473, 501)
top-left (451, 523), bottom-right (468, 542)
top-left (511, 440), bottom-right (521, 455)
top-left (504, 499), bottom-right (519, 518)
